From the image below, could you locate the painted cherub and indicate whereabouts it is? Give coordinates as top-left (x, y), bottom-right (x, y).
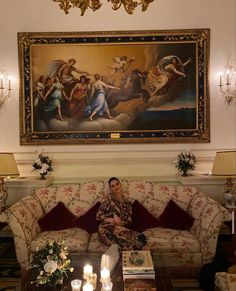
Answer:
top-left (108, 56), bottom-right (135, 75)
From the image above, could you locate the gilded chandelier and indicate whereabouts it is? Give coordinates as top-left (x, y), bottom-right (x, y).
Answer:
top-left (53, 0), bottom-right (154, 16)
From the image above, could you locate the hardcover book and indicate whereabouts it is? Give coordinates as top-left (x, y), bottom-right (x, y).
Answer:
top-left (122, 251), bottom-right (154, 271)
top-left (123, 272), bottom-right (155, 280)
top-left (124, 278), bottom-right (156, 291)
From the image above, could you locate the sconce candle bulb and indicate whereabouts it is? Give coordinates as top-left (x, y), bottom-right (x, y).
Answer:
top-left (0, 74), bottom-right (4, 89)
top-left (219, 72), bottom-right (223, 86)
top-left (8, 76), bottom-right (11, 90)
top-left (226, 70), bottom-right (230, 85)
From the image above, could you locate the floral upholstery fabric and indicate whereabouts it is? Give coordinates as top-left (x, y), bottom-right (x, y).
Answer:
top-left (144, 227), bottom-right (202, 266)
top-left (143, 228), bottom-right (200, 253)
top-left (87, 232), bottom-right (108, 253)
top-left (0, 180), bottom-right (231, 272)
top-left (188, 192), bottom-right (230, 264)
top-left (0, 195), bottom-right (43, 269)
top-left (215, 272), bottom-right (236, 291)
top-left (31, 228), bottom-right (89, 253)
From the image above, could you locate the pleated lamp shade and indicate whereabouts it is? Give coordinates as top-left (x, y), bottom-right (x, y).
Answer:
top-left (211, 151), bottom-right (236, 177)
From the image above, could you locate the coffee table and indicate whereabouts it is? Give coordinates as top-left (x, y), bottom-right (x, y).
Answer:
top-left (21, 253), bottom-right (174, 291)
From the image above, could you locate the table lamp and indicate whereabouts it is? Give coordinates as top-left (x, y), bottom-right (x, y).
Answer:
top-left (0, 153), bottom-right (19, 210)
top-left (211, 151), bottom-right (236, 208)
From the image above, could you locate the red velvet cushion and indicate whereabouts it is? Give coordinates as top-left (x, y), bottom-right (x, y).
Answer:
top-left (130, 200), bottom-right (162, 232)
top-left (73, 202), bottom-right (101, 233)
top-left (158, 200), bottom-right (194, 230)
top-left (38, 202), bottom-right (76, 231)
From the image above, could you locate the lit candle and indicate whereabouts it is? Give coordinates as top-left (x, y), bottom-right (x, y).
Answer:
top-left (100, 268), bottom-right (110, 282)
top-left (101, 254), bottom-right (110, 270)
top-left (226, 70), bottom-right (230, 85)
top-left (83, 282), bottom-right (93, 291)
top-left (83, 264), bottom-right (93, 280)
top-left (102, 281), bottom-right (113, 291)
top-left (219, 72), bottom-right (223, 86)
top-left (71, 279), bottom-right (82, 291)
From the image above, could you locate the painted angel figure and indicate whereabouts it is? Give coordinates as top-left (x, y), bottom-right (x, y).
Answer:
top-left (108, 56), bottom-right (135, 75)
top-left (146, 55), bottom-right (192, 96)
top-left (47, 58), bottom-right (88, 86)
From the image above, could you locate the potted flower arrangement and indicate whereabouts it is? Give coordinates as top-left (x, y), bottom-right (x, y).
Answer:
top-left (32, 150), bottom-right (53, 179)
top-left (174, 151), bottom-right (197, 176)
top-left (30, 240), bottom-right (74, 287)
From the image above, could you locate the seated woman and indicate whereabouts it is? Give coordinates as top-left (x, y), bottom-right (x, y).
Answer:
top-left (96, 177), bottom-right (148, 250)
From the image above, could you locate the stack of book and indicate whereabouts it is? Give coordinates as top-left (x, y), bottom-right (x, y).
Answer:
top-left (122, 250), bottom-right (155, 280)
top-left (124, 278), bottom-right (156, 291)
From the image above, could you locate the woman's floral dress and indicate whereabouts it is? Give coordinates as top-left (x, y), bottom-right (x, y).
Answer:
top-left (96, 194), bottom-right (144, 250)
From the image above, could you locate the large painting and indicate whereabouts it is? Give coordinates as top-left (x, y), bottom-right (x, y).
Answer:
top-left (18, 29), bottom-right (210, 144)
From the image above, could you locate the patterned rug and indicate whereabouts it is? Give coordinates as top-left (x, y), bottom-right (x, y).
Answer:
top-left (0, 238), bottom-right (21, 291)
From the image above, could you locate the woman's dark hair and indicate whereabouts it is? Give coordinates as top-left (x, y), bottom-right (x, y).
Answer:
top-left (108, 177), bottom-right (120, 187)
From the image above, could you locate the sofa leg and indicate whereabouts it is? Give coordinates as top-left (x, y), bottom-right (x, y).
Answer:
top-left (21, 267), bottom-right (27, 277)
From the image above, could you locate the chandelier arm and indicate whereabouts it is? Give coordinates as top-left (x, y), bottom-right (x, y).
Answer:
top-left (52, 0), bottom-right (154, 14)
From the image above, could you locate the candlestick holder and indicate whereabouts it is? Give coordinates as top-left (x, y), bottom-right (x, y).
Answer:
top-left (71, 279), bottom-right (82, 291)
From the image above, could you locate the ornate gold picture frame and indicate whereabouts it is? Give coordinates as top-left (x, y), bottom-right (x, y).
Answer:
top-left (18, 29), bottom-right (210, 145)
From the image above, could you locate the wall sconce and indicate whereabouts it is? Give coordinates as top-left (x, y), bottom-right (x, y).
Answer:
top-left (218, 65), bottom-right (236, 105)
top-left (0, 67), bottom-right (12, 108)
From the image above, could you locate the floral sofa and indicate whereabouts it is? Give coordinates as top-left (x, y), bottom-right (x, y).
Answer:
top-left (0, 179), bottom-right (231, 273)
top-left (215, 271), bottom-right (236, 291)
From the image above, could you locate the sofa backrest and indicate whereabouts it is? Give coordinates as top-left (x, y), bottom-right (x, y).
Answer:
top-left (33, 180), bottom-right (200, 218)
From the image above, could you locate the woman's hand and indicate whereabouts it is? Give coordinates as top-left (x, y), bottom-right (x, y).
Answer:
top-left (113, 214), bottom-right (122, 225)
top-left (104, 215), bottom-right (122, 225)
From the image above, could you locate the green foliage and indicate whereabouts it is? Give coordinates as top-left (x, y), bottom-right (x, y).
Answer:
top-left (30, 240), bottom-right (74, 286)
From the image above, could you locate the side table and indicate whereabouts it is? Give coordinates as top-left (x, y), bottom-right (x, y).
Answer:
top-left (0, 221), bottom-right (7, 231)
top-left (224, 206), bottom-right (236, 260)
top-left (224, 206), bottom-right (236, 235)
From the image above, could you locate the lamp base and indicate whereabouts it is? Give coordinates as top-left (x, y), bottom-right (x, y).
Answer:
top-left (0, 190), bottom-right (7, 212)
top-left (0, 178), bottom-right (7, 212)
top-left (224, 191), bottom-right (236, 208)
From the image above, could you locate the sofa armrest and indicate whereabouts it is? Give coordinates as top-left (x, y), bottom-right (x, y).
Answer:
top-left (188, 192), bottom-right (231, 264)
top-left (215, 272), bottom-right (236, 291)
top-left (1, 195), bottom-right (44, 270)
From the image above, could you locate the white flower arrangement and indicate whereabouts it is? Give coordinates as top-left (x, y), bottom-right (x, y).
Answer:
top-left (174, 151), bottom-right (197, 176)
top-left (32, 150), bottom-right (53, 179)
top-left (30, 240), bottom-right (74, 287)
